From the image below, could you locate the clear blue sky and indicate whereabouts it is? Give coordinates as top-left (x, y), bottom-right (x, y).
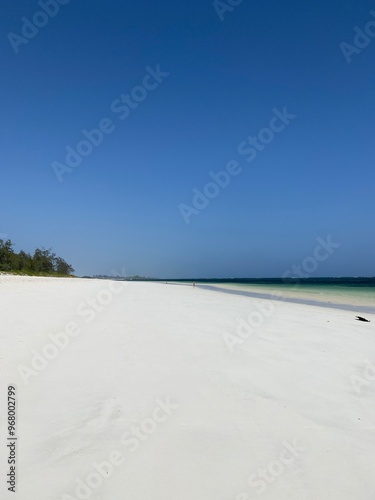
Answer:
top-left (1, 0), bottom-right (374, 277)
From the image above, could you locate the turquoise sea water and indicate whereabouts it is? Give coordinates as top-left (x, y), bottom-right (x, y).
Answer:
top-left (169, 278), bottom-right (375, 313)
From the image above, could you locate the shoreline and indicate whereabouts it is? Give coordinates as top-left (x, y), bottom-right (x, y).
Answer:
top-left (195, 283), bottom-right (375, 315)
top-left (164, 281), bottom-right (375, 315)
top-left (2, 273), bottom-right (373, 314)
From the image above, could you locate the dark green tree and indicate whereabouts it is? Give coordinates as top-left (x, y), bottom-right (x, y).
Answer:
top-left (0, 239), bottom-right (74, 276)
top-left (0, 239), bottom-right (15, 271)
top-left (54, 256), bottom-right (74, 275)
top-left (33, 248), bottom-right (55, 274)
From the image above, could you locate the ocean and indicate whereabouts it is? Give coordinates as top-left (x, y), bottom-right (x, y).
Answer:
top-left (168, 278), bottom-right (375, 314)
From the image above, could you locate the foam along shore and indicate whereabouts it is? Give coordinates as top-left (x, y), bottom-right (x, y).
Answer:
top-left (1, 275), bottom-right (374, 500)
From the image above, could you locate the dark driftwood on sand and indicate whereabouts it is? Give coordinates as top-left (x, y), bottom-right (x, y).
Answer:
top-left (356, 316), bottom-right (370, 323)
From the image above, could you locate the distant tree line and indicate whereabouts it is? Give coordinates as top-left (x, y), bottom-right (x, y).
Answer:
top-left (0, 239), bottom-right (74, 276)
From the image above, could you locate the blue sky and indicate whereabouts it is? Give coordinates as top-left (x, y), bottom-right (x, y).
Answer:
top-left (1, 0), bottom-right (374, 277)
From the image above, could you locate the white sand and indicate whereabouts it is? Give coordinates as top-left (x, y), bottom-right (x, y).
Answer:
top-left (1, 275), bottom-right (375, 500)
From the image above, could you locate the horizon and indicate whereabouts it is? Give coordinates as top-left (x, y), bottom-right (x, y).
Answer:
top-left (2, 1), bottom-right (375, 277)
top-left (86, 275), bottom-right (375, 280)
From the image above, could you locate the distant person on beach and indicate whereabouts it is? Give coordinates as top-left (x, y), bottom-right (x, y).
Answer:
top-left (193, 282), bottom-right (196, 288)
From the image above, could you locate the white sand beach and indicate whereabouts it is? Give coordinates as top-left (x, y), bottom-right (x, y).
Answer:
top-left (1, 275), bottom-right (375, 500)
